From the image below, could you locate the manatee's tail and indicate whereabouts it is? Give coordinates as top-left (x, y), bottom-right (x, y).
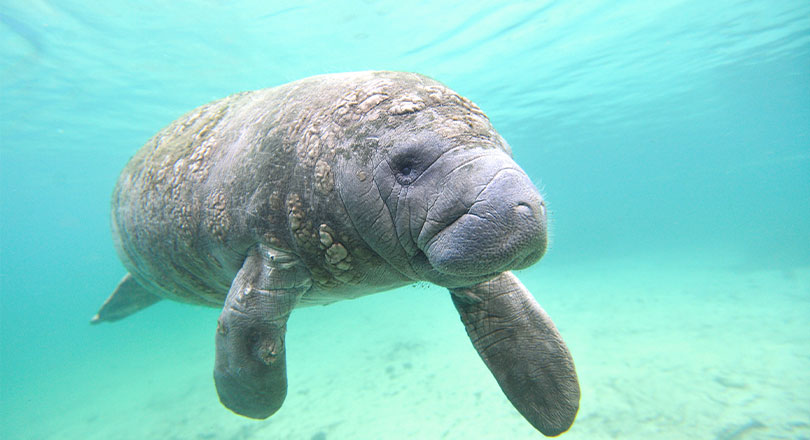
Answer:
top-left (91, 273), bottom-right (162, 324)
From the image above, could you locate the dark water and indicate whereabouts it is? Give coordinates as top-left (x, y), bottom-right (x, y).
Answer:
top-left (1, 1), bottom-right (809, 439)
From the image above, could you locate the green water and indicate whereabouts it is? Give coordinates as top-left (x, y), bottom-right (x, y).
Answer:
top-left (1, 1), bottom-right (809, 439)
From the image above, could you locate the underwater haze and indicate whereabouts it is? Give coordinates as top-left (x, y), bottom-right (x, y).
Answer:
top-left (1, 1), bottom-right (809, 439)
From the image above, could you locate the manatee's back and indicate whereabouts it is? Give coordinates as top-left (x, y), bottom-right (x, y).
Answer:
top-left (111, 89), bottom-right (291, 306)
top-left (111, 71), bottom-right (452, 307)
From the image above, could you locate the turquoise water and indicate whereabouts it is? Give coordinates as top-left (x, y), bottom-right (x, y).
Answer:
top-left (1, 1), bottom-right (809, 439)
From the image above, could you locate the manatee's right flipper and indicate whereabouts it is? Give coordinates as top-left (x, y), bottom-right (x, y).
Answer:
top-left (450, 271), bottom-right (580, 437)
top-left (214, 245), bottom-right (312, 419)
top-left (91, 273), bottom-right (162, 324)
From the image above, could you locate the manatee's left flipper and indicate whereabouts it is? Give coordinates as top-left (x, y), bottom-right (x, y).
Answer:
top-left (450, 271), bottom-right (580, 437)
top-left (214, 245), bottom-right (312, 419)
top-left (91, 273), bottom-right (162, 324)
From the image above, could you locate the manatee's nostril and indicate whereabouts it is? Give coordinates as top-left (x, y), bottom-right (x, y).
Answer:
top-left (515, 201), bottom-right (533, 217)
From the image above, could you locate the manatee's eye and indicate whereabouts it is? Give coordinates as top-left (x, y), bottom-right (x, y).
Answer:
top-left (388, 135), bottom-right (447, 186)
top-left (392, 155), bottom-right (420, 185)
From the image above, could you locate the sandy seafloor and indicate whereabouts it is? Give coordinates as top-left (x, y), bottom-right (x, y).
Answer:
top-left (4, 250), bottom-right (808, 440)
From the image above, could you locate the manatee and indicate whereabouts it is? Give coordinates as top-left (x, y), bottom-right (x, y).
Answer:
top-left (92, 71), bottom-right (580, 436)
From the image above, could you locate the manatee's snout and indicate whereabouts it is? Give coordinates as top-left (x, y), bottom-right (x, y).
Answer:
top-left (483, 170), bottom-right (548, 268)
top-left (424, 167), bottom-right (547, 278)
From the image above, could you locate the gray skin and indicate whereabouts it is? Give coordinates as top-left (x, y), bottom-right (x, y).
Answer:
top-left (93, 71), bottom-right (580, 436)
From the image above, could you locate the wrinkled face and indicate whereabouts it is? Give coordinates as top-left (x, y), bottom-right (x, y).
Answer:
top-left (337, 127), bottom-right (548, 288)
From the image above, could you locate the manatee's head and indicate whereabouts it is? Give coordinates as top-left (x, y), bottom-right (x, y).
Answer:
top-left (335, 72), bottom-right (547, 288)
